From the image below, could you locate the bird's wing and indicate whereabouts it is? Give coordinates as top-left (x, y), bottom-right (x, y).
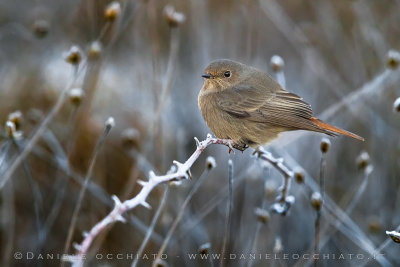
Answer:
top-left (215, 83), bottom-right (269, 118)
top-left (216, 81), bottom-right (323, 131)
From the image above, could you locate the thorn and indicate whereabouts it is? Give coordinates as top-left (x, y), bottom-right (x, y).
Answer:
top-left (73, 243), bottom-right (82, 251)
top-left (137, 180), bottom-right (148, 187)
top-left (186, 169), bottom-right (192, 179)
top-left (148, 171), bottom-right (157, 181)
top-left (194, 137), bottom-right (200, 147)
top-left (206, 133), bottom-right (212, 139)
top-left (173, 160), bottom-right (184, 168)
top-left (116, 215), bottom-right (127, 223)
top-left (82, 231), bottom-right (88, 238)
top-left (180, 172), bottom-right (189, 180)
top-left (253, 146), bottom-right (263, 156)
top-left (112, 195), bottom-right (121, 206)
top-left (141, 201), bottom-right (152, 209)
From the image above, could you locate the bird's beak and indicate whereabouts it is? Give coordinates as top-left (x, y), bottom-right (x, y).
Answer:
top-left (202, 74), bottom-right (211, 79)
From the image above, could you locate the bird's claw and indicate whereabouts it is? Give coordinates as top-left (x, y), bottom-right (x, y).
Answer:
top-left (227, 140), bottom-right (235, 154)
top-left (233, 143), bottom-right (248, 152)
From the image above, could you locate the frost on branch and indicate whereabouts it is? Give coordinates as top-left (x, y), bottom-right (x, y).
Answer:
top-left (254, 146), bottom-right (295, 216)
top-left (70, 134), bottom-right (235, 267)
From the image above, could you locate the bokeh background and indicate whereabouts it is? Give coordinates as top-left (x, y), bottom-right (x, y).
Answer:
top-left (1, 0), bottom-right (400, 266)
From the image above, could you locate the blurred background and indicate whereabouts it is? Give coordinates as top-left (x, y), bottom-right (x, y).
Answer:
top-left (0, 0), bottom-right (400, 266)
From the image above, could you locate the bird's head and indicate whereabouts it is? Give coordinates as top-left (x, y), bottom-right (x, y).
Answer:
top-left (201, 59), bottom-right (248, 93)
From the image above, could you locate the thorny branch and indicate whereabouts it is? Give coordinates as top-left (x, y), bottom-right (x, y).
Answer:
top-left (69, 134), bottom-right (234, 267)
top-left (254, 147), bottom-right (294, 215)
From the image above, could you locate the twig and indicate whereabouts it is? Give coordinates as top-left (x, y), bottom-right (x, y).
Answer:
top-left (153, 28), bottom-right (180, 124)
top-left (313, 164), bottom-right (374, 259)
top-left (132, 185), bottom-right (169, 267)
top-left (0, 159), bottom-right (15, 267)
top-left (178, 149), bottom-right (293, 240)
top-left (254, 147), bottom-right (294, 215)
top-left (344, 166), bottom-right (373, 215)
top-left (0, 0), bottom-right (127, 190)
top-left (276, 149), bottom-right (391, 267)
top-left (37, 129), bottom-right (72, 251)
top-left (259, 0), bottom-right (348, 95)
top-left (319, 156), bottom-right (326, 199)
top-left (313, 143), bottom-right (328, 267)
top-left (69, 134), bottom-right (234, 267)
top-left (12, 139), bottom-right (43, 245)
top-left (358, 224), bottom-right (400, 266)
top-left (0, 82), bottom-right (71, 190)
top-left (22, 140), bottom-right (163, 246)
top-left (153, 162), bottom-right (214, 266)
top-left (313, 212), bottom-right (321, 267)
top-left (177, 164), bottom-right (250, 241)
top-left (63, 117), bottom-right (115, 258)
top-left (144, 25), bottom-right (181, 162)
top-left (247, 199), bottom-right (268, 267)
top-left (0, 141), bottom-right (11, 172)
top-left (220, 159), bottom-right (234, 267)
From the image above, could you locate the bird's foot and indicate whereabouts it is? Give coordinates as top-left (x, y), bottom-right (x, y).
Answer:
top-left (225, 140), bottom-right (235, 154)
top-left (233, 143), bottom-right (249, 152)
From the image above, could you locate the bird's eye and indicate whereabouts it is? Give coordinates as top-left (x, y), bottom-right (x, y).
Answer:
top-left (224, 71), bottom-right (231, 78)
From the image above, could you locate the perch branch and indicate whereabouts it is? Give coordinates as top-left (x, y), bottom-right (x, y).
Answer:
top-left (69, 134), bottom-right (234, 267)
top-left (254, 147), bottom-right (294, 215)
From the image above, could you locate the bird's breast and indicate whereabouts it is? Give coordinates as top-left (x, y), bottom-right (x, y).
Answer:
top-left (198, 93), bottom-right (230, 139)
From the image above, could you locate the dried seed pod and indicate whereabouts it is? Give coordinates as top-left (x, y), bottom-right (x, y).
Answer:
top-left (320, 138), bottom-right (331, 153)
top-left (5, 121), bottom-right (16, 138)
top-left (293, 167), bottom-right (305, 183)
top-left (393, 97), bottom-right (400, 113)
top-left (311, 192), bottom-right (322, 211)
top-left (198, 242), bottom-right (211, 255)
top-left (356, 151), bottom-right (370, 170)
top-left (163, 5), bottom-right (186, 27)
top-left (121, 128), bottom-right (140, 149)
top-left (254, 207), bottom-right (270, 224)
top-left (386, 230), bottom-right (400, 243)
top-left (154, 259), bottom-right (168, 267)
top-left (386, 50), bottom-right (400, 70)
top-left (69, 88), bottom-right (84, 105)
top-left (205, 156), bottom-right (216, 169)
top-left (32, 19), bottom-right (49, 38)
top-left (105, 117), bottom-right (115, 129)
top-left (64, 45), bottom-right (82, 65)
top-left (7, 111), bottom-right (23, 130)
top-left (368, 217), bottom-right (382, 234)
top-left (5, 121), bottom-right (22, 140)
top-left (88, 41), bottom-right (102, 60)
top-left (105, 1), bottom-right (121, 22)
top-left (270, 55), bottom-right (285, 72)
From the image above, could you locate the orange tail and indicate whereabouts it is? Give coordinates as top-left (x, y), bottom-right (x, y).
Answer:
top-left (310, 117), bottom-right (364, 141)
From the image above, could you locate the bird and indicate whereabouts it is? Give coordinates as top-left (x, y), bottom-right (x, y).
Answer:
top-left (198, 59), bottom-right (364, 151)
